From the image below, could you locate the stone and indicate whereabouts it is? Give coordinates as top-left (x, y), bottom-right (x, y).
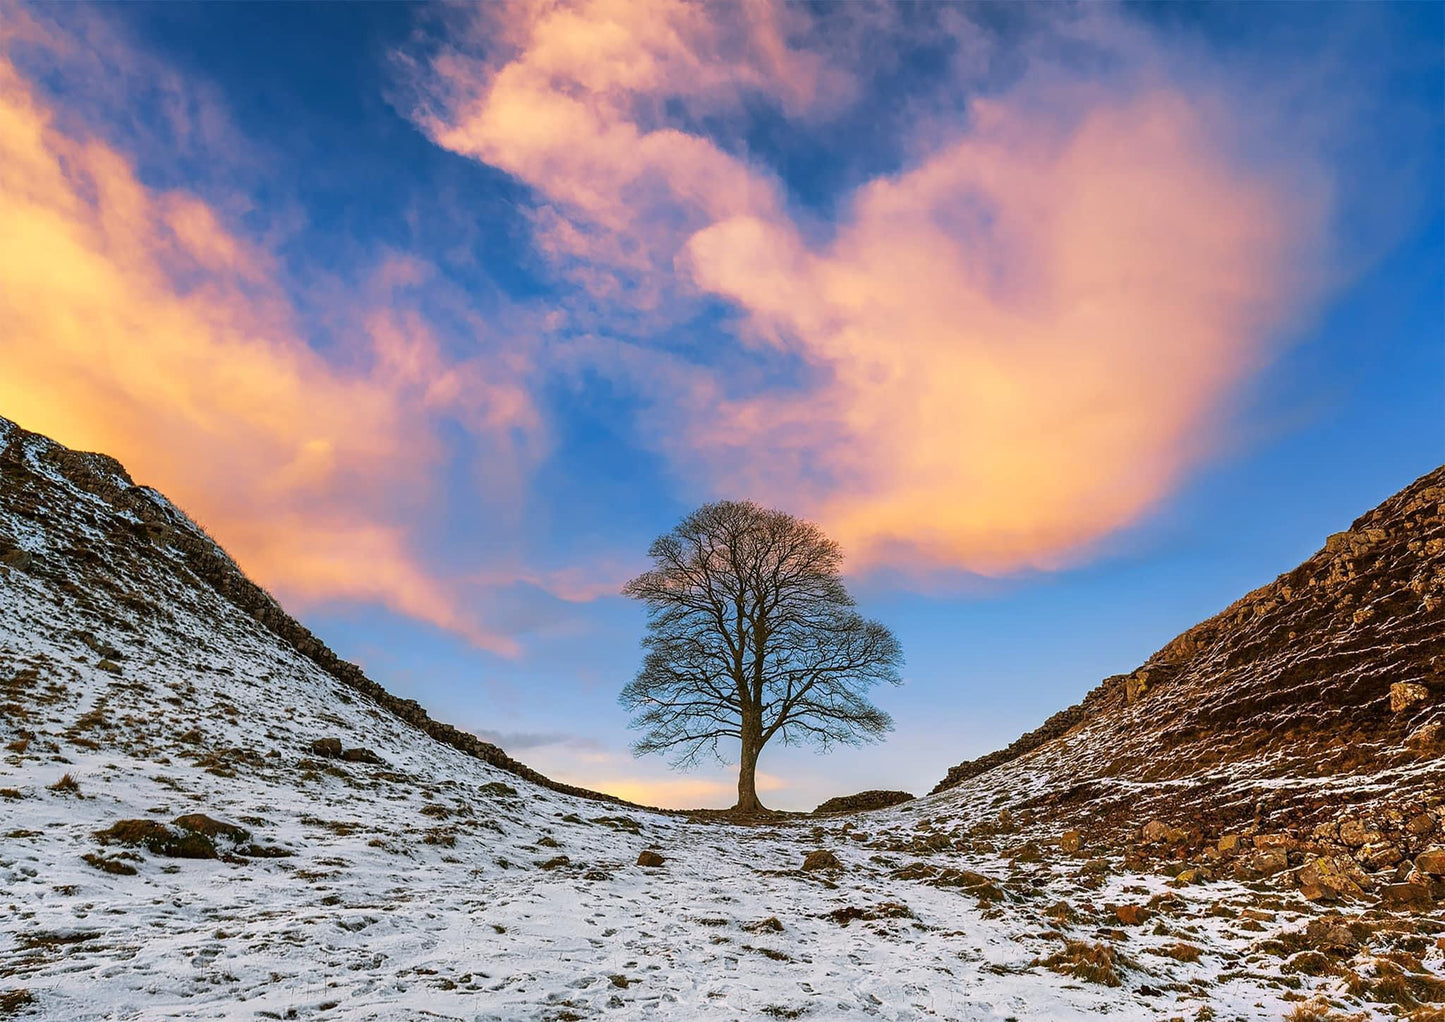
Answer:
top-left (1407, 722), bottom-right (1445, 754)
top-left (1391, 681), bottom-right (1430, 713)
top-left (636, 850), bottom-right (665, 868)
top-left (1141, 820), bottom-right (1170, 844)
top-left (1060, 830), bottom-right (1082, 854)
top-left (1358, 842), bottom-right (1402, 871)
top-left (1406, 813), bottom-right (1436, 838)
top-left (1234, 848), bottom-right (1289, 882)
top-left (1253, 833), bottom-right (1295, 850)
top-left (802, 849), bottom-right (841, 871)
top-left (1338, 819), bottom-right (1377, 847)
top-left (340, 747), bottom-right (384, 765)
top-left (309, 737), bottom-right (343, 759)
top-left (540, 855), bottom-right (570, 870)
top-left (1218, 834), bottom-right (1245, 854)
top-left (1382, 882), bottom-right (1434, 909)
top-left (1297, 855), bottom-right (1371, 901)
top-left (1414, 848), bottom-right (1445, 875)
top-left (0, 548), bottom-right (32, 570)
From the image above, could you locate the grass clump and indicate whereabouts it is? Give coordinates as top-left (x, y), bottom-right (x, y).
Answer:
top-left (1035, 940), bottom-right (1126, 986)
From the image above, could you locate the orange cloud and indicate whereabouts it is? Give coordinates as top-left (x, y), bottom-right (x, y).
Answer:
top-left (413, 1), bottom-right (1331, 575)
top-left (0, 43), bottom-right (533, 652)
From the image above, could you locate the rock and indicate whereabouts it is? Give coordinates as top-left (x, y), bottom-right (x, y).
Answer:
top-left (1382, 882), bottom-right (1434, 909)
top-left (1407, 813), bottom-right (1436, 838)
top-left (1, 548), bottom-right (32, 570)
top-left (96, 659), bottom-right (122, 675)
top-left (309, 738), bottom-right (343, 759)
top-left (1060, 830), bottom-right (1082, 854)
top-left (1338, 819), bottom-right (1378, 847)
top-left (340, 747), bottom-right (384, 765)
top-left (540, 855), bottom-right (570, 870)
top-left (802, 849), bottom-right (841, 871)
top-left (744, 916), bottom-right (783, 933)
top-left (1252, 833), bottom-right (1295, 850)
top-left (1358, 842), bottom-right (1402, 871)
top-left (1008, 840), bottom-right (1044, 863)
top-left (1390, 681), bottom-right (1430, 713)
top-left (636, 850), bottom-right (665, 868)
top-left (1297, 855), bottom-right (1371, 901)
top-left (1234, 848), bottom-right (1289, 882)
top-left (1218, 834), bottom-right (1245, 854)
top-left (812, 790), bottom-right (914, 815)
top-left (1407, 722), bottom-right (1445, 754)
top-left (1414, 848), bottom-right (1445, 875)
top-left (1141, 820), bottom-right (1170, 844)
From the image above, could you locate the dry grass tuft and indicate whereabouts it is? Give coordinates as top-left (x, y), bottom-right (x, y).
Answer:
top-left (1034, 940), bottom-right (1125, 986)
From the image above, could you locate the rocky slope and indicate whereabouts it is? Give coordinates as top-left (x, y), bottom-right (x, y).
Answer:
top-left (3, 417), bottom-right (1444, 1020)
top-left (933, 464), bottom-right (1445, 910)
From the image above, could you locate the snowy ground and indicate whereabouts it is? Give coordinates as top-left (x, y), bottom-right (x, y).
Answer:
top-left (1, 426), bottom-right (1439, 1020)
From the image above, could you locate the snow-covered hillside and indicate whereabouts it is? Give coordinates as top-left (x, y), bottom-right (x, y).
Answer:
top-left (2, 418), bottom-right (1443, 1020)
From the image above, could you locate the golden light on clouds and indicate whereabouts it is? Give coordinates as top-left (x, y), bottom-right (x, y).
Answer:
top-left (415, 0), bottom-right (1330, 576)
top-left (0, 46), bottom-right (533, 652)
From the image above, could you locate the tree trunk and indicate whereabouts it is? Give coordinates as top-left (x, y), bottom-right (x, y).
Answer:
top-left (734, 719), bottom-right (766, 814)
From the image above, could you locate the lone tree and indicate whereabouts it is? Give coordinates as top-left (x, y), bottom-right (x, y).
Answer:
top-left (620, 500), bottom-right (903, 814)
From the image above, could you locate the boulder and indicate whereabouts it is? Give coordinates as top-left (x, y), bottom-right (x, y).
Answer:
top-left (0, 548), bottom-right (32, 570)
top-left (310, 737), bottom-right (343, 759)
top-left (636, 850), bottom-right (665, 868)
top-left (1234, 848), bottom-right (1289, 882)
top-left (1141, 820), bottom-right (1170, 844)
top-left (340, 747), bottom-right (384, 765)
top-left (1382, 882), bottom-right (1434, 910)
top-left (1414, 848), bottom-right (1445, 875)
top-left (1406, 813), bottom-right (1436, 838)
top-left (1407, 722), bottom-right (1445, 754)
top-left (1217, 834), bottom-right (1246, 854)
top-left (1390, 681), bottom-right (1430, 713)
top-left (1297, 856), bottom-right (1371, 901)
top-left (802, 849), bottom-right (841, 871)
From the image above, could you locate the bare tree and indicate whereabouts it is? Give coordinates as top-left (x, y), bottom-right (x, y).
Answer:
top-left (620, 500), bottom-right (903, 814)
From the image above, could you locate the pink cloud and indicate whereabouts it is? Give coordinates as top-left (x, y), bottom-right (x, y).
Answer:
top-left (412, 0), bottom-right (1332, 576)
top-left (0, 36), bottom-right (539, 653)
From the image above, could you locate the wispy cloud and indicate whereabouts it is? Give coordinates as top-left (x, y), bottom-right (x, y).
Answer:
top-left (0, 18), bottom-right (540, 653)
top-left (409, 0), bottom-right (1333, 577)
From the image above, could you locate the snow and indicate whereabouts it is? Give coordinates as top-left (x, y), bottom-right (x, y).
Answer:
top-left (0, 428), bottom-right (1426, 1020)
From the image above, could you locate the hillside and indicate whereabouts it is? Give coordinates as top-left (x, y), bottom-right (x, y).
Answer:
top-left (2, 416), bottom-right (1443, 1020)
top-left (933, 465), bottom-right (1445, 845)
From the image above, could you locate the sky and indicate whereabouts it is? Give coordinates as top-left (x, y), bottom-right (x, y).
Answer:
top-left (1, 0), bottom-right (1441, 810)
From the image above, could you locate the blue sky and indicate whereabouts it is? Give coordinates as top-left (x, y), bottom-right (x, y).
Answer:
top-left (2, 1), bottom-right (1440, 808)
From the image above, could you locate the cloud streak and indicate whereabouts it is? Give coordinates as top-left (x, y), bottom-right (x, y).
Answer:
top-left (411, 0), bottom-right (1332, 576)
top-left (0, 23), bottom-right (539, 653)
